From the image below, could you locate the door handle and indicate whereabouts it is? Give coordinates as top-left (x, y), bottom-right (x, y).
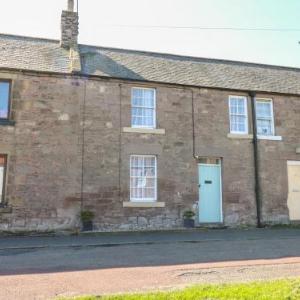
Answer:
top-left (198, 184), bottom-right (201, 188)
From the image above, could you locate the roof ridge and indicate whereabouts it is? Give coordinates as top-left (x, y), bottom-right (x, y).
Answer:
top-left (1, 32), bottom-right (299, 72)
top-left (0, 32), bottom-right (59, 44)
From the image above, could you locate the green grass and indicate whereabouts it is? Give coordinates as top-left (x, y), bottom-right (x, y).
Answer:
top-left (62, 279), bottom-right (300, 300)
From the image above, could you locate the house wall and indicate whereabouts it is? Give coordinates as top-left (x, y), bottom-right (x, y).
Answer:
top-left (0, 72), bottom-right (84, 231)
top-left (0, 71), bottom-right (300, 231)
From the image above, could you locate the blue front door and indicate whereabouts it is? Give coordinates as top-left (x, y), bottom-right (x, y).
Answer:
top-left (198, 164), bottom-right (222, 223)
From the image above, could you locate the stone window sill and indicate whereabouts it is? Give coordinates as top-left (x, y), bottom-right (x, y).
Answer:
top-left (0, 120), bottom-right (15, 126)
top-left (123, 201), bottom-right (165, 208)
top-left (257, 135), bottom-right (282, 141)
top-left (227, 133), bottom-right (253, 139)
top-left (123, 127), bottom-right (165, 135)
top-left (0, 206), bottom-right (12, 214)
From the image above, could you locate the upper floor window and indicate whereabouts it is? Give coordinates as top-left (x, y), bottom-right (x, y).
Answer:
top-left (0, 81), bottom-right (10, 120)
top-left (256, 99), bottom-right (274, 136)
top-left (131, 87), bottom-right (156, 128)
top-left (0, 155), bottom-right (7, 204)
top-left (229, 96), bottom-right (248, 134)
top-left (130, 155), bottom-right (157, 202)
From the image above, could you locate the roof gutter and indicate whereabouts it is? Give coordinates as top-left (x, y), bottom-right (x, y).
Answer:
top-left (0, 67), bottom-right (300, 98)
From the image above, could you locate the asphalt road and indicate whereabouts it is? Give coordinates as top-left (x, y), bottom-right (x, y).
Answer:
top-left (0, 228), bottom-right (300, 299)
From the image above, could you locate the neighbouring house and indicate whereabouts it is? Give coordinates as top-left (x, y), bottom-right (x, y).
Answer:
top-left (0, 0), bottom-right (300, 232)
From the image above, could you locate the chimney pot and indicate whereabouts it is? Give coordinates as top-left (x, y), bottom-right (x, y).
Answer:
top-left (68, 0), bottom-right (74, 12)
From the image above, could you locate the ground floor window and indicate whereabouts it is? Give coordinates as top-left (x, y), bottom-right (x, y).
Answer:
top-left (0, 155), bottom-right (7, 204)
top-left (130, 155), bottom-right (157, 202)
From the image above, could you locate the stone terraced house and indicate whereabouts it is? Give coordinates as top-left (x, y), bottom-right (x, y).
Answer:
top-left (0, 0), bottom-right (300, 232)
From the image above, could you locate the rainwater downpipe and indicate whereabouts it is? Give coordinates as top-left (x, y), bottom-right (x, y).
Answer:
top-left (191, 88), bottom-right (198, 160)
top-left (249, 91), bottom-right (263, 228)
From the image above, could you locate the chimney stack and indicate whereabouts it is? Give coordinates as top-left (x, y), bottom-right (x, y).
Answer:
top-left (61, 0), bottom-right (79, 49)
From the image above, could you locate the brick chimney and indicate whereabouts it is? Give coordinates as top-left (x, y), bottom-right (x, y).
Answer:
top-left (61, 0), bottom-right (79, 49)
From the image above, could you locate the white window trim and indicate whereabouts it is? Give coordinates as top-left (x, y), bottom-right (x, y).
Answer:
top-left (255, 98), bottom-right (275, 137)
top-left (131, 87), bottom-right (156, 129)
top-left (228, 95), bottom-right (249, 134)
top-left (130, 155), bottom-right (157, 202)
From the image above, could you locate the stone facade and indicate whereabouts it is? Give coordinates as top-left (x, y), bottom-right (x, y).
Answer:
top-left (0, 70), bottom-right (299, 232)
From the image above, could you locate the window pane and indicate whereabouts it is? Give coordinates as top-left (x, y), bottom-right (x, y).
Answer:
top-left (144, 188), bottom-right (155, 198)
top-left (132, 88), bottom-right (143, 99)
top-left (143, 89), bottom-right (155, 107)
top-left (144, 156), bottom-right (155, 166)
top-left (132, 97), bottom-right (145, 107)
top-left (256, 101), bottom-right (271, 118)
top-left (229, 97), bottom-right (247, 133)
top-left (130, 155), bottom-right (157, 201)
top-left (132, 107), bottom-right (154, 127)
top-left (256, 100), bottom-right (274, 136)
top-left (230, 115), bottom-right (246, 133)
top-left (144, 178), bottom-right (156, 188)
top-left (131, 88), bottom-right (155, 128)
top-left (257, 119), bottom-right (273, 135)
top-left (0, 82), bottom-right (9, 119)
top-left (230, 97), bottom-right (245, 114)
top-left (237, 100), bottom-right (245, 114)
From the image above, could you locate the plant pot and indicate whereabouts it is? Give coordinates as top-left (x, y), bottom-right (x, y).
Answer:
top-left (82, 220), bottom-right (93, 231)
top-left (183, 219), bottom-right (195, 228)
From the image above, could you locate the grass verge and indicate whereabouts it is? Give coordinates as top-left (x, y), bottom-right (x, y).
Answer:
top-left (61, 279), bottom-right (300, 300)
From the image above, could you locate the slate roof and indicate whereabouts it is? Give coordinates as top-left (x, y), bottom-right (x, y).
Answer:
top-left (1, 33), bottom-right (300, 95)
top-left (0, 34), bottom-right (70, 73)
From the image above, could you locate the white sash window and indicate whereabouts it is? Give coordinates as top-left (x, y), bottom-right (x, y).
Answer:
top-left (130, 155), bottom-right (157, 202)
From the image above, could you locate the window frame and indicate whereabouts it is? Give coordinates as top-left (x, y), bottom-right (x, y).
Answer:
top-left (0, 154), bottom-right (7, 205)
top-left (131, 87), bottom-right (156, 129)
top-left (130, 154), bottom-right (157, 203)
top-left (0, 80), bottom-right (12, 121)
top-left (228, 95), bottom-right (249, 134)
top-left (255, 98), bottom-right (275, 137)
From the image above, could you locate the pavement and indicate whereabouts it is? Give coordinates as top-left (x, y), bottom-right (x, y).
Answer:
top-left (0, 228), bottom-right (300, 299)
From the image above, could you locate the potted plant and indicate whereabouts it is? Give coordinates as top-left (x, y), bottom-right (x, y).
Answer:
top-left (80, 210), bottom-right (95, 231)
top-left (183, 210), bottom-right (195, 228)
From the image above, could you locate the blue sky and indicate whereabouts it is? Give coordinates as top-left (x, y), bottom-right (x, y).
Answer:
top-left (1, 0), bottom-right (300, 67)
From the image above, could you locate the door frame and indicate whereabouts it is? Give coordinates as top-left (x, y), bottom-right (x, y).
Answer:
top-left (198, 162), bottom-right (223, 223)
top-left (288, 161), bottom-right (300, 166)
top-left (287, 160), bottom-right (300, 221)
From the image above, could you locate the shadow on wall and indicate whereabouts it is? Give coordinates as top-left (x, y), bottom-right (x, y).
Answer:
top-left (80, 52), bottom-right (145, 81)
